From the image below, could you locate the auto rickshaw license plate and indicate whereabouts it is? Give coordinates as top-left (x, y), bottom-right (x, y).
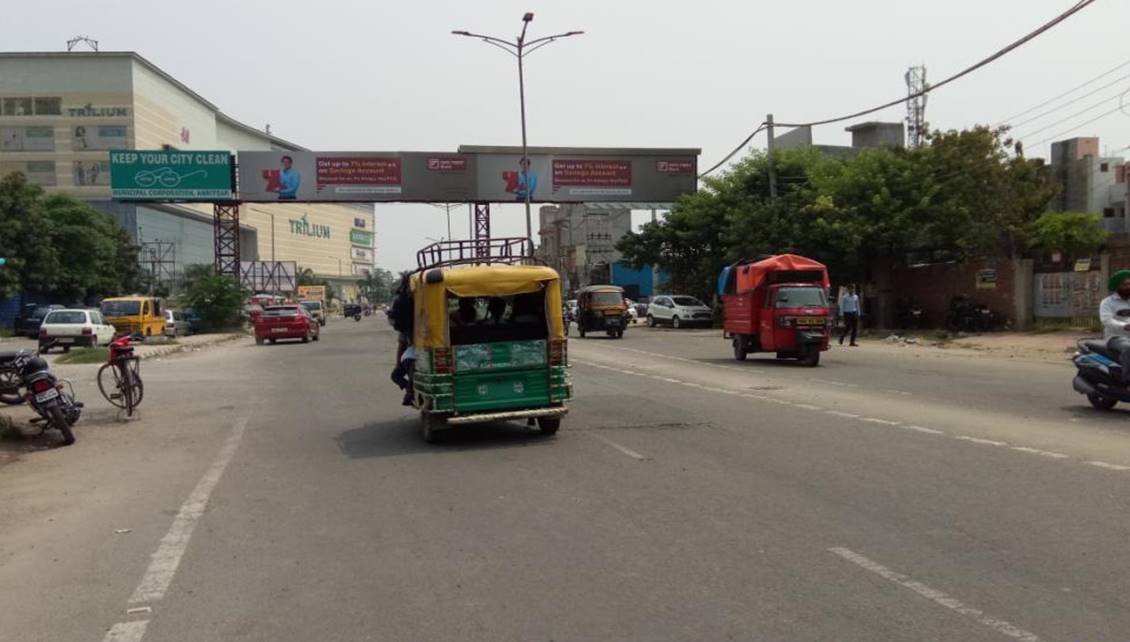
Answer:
top-left (795, 317), bottom-right (825, 326)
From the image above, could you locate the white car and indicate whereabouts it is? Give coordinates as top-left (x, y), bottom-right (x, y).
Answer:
top-left (646, 295), bottom-right (713, 328)
top-left (39, 308), bottom-right (116, 353)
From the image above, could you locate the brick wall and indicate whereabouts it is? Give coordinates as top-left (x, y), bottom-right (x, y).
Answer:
top-left (890, 259), bottom-right (1017, 328)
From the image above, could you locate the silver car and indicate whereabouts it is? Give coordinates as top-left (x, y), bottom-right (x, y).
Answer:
top-left (646, 295), bottom-right (713, 328)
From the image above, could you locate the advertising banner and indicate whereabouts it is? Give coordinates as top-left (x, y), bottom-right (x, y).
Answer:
top-left (237, 151), bottom-right (474, 203)
top-left (240, 261), bottom-right (297, 292)
top-left (110, 150), bottom-right (233, 200)
top-left (471, 151), bottom-right (697, 203)
top-left (351, 247), bottom-right (374, 262)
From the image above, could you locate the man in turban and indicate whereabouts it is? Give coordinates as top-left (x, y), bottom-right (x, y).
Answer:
top-left (1100, 269), bottom-right (1130, 383)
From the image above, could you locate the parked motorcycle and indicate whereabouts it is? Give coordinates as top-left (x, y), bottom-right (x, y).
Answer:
top-left (1072, 338), bottom-right (1130, 410)
top-left (946, 296), bottom-right (995, 333)
top-left (0, 350), bottom-right (82, 444)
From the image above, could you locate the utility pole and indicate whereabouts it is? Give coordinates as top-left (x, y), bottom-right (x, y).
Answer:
top-left (766, 113), bottom-right (778, 199)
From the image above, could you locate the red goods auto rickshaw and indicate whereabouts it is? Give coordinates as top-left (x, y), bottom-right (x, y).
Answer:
top-left (719, 254), bottom-right (832, 367)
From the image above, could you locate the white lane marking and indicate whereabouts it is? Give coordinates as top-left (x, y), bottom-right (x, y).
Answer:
top-left (955, 436), bottom-right (1008, 447)
top-left (592, 433), bottom-right (649, 461)
top-left (128, 416), bottom-right (249, 605)
top-left (860, 417), bottom-right (900, 426)
top-left (810, 377), bottom-right (857, 387)
top-left (102, 620), bottom-right (150, 642)
top-left (1085, 460), bottom-right (1130, 471)
top-left (576, 356), bottom-right (1105, 474)
top-left (1011, 447), bottom-right (1070, 459)
top-left (829, 547), bottom-right (1043, 642)
top-left (902, 425), bottom-right (945, 435)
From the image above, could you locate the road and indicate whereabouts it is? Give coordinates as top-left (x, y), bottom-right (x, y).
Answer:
top-left (1, 319), bottom-right (1129, 641)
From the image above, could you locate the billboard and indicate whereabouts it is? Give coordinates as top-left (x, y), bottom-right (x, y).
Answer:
top-left (110, 150), bottom-right (233, 200)
top-left (350, 229), bottom-right (374, 246)
top-left (470, 150), bottom-right (697, 203)
top-left (240, 261), bottom-right (297, 292)
top-left (237, 151), bottom-right (474, 203)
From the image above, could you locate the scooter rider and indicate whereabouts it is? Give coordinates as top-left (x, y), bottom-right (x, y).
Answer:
top-left (1100, 269), bottom-right (1130, 384)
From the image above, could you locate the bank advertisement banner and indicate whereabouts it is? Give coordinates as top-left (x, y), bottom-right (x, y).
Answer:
top-left (472, 153), bottom-right (697, 203)
top-left (110, 150), bottom-right (233, 200)
top-left (237, 152), bottom-right (474, 202)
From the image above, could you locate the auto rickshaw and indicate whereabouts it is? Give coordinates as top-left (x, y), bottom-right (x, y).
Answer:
top-left (575, 285), bottom-right (629, 339)
top-left (410, 238), bottom-right (572, 443)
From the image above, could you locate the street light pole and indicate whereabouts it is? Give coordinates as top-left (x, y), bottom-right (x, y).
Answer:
top-left (453, 15), bottom-right (583, 247)
top-left (517, 14), bottom-right (532, 243)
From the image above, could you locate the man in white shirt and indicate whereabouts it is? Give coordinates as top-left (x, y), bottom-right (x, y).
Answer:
top-left (1100, 269), bottom-right (1130, 383)
top-left (839, 285), bottom-right (860, 346)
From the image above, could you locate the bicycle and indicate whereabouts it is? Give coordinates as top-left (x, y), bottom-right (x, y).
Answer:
top-left (97, 336), bottom-right (143, 417)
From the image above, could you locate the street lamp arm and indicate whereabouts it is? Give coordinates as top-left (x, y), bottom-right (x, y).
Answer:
top-left (480, 39), bottom-right (520, 58)
top-left (452, 30), bottom-right (519, 51)
top-left (524, 31), bottom-right (584, 47)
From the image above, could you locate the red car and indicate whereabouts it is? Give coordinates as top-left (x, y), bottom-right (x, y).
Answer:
top-left (254, 305), bottom-right (321, 345)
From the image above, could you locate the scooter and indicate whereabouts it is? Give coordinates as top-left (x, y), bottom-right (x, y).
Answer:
top-left (1072, 338), bottom-right (1130, 410)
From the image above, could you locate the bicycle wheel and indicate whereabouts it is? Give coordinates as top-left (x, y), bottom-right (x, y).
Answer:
top-left (98, 362), bottom-right (127, 409)
top-left (124, 358), bottom-right (143, 408)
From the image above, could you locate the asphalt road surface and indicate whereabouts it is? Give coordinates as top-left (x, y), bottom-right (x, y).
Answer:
top-left (2, 320), bottom-right (1128, 641)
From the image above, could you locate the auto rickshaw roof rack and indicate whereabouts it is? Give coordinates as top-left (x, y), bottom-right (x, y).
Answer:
top-left (416, 237), bottom-right (540, 270)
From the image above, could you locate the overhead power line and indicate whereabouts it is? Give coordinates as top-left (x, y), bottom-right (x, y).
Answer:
top-left (1005, 73), bottom-right (1130, 129)
top-left (699, 0), bottom-right (1098, 177)
top-left (1028, 104), bottom-right (1126, 148)
top-left (698, 124), bottom-right (768, 178)
top-left (996, 57), bottom-right (1130, 125)
top-left (1014, 90), bottom-right (1126, 140)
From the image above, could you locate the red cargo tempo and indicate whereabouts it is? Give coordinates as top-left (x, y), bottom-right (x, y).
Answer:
top-left (720, 254), bottom-right (832, 367)
top-left (254, 305), bottom-right (320, 345)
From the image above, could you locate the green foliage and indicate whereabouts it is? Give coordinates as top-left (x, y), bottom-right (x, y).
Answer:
top-left (182, 265), bottom-right (248, 332)
top-left (0, 172), bottom-right (143, 303)
top-left (0, 173), bottom-right (60, 298)
top-left (1027, 211), bottom-right (1109, 258)
top-left (618, 126), bottom-right (1060, 299)
top-left (356, 268), bottom-right (395, 303)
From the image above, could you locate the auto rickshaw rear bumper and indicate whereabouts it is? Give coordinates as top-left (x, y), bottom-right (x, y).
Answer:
top-left (445, 405), bottom-right (568, 426)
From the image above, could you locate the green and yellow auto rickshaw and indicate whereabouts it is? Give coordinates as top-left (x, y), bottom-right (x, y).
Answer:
top-left (410, 238), bottom-right (572, 443)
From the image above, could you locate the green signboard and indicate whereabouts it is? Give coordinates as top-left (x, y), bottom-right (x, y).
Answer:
top-left (110, 150), bottom-right (233, 200)
top-left (350, 229), bottom-right (373, 246)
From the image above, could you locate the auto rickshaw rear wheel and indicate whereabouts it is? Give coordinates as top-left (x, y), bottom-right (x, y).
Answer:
top-left (800, 350), bottom-right (821, 367)
top-left (537, 416), bottom-right (560, 435)
top-left (421, 410), bottom-right (445, 443)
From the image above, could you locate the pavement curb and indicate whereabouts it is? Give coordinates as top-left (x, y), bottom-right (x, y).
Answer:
top-left (139, 333), bottom-right (246, 360)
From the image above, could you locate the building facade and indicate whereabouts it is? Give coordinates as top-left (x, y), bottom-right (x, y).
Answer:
top-left (1048, 137), bottom-right (1127, 232)
top-left (0, 51), bottom-right (375, 298)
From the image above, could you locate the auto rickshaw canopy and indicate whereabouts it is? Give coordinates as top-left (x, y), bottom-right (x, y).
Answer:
top-left (719, 254), bottom-right (830, 295)
top-left (412, 264), bottom-right (565, 350)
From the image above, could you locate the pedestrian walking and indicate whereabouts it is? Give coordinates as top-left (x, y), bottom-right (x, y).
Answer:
top-left (839, 285), bottom-right (860, 346)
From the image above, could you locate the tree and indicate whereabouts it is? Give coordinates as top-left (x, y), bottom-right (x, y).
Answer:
top-left (356, 268), bottom-right (395, 303)
top-left (181, 265), bottom-right (247, 332)
top-left (0, 173), bottom-right (60, 298)
top-left (1027, 211), bottom-right (1109, 259)
top-left (618, 126), bottom-right (1060, 297)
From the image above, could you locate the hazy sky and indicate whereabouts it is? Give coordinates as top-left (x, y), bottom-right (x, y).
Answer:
top-left (8, 0), bottom-right (1130, 272)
